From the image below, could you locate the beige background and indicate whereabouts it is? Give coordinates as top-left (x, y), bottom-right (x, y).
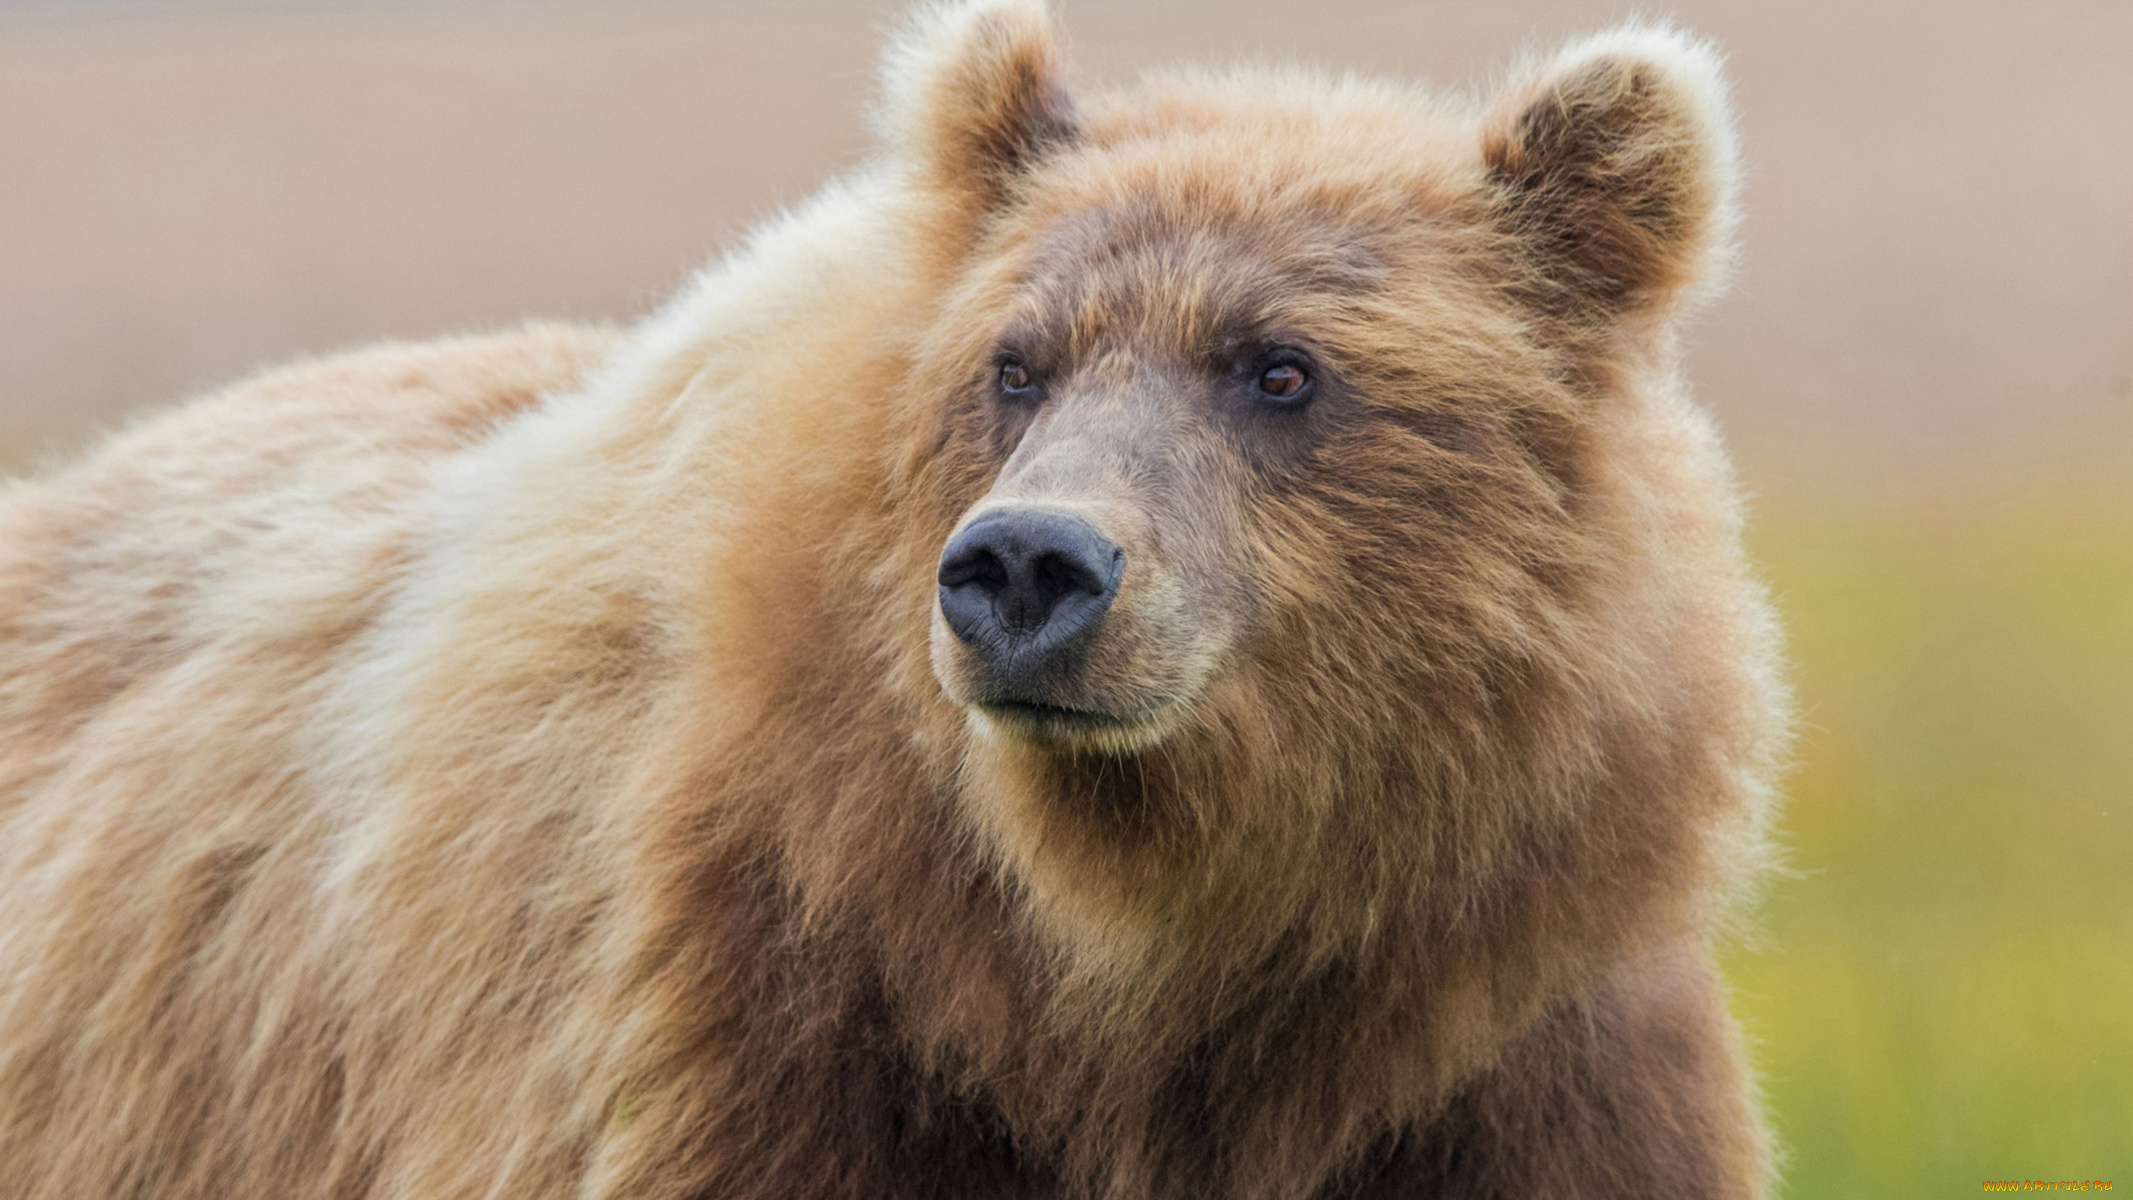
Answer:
top-left (3, 0), bottom-right (2129, 496)
top-left (5, 5), bottom-right (2132, 1192)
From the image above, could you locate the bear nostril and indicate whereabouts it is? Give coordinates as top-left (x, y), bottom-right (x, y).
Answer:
top-left (1032, 550), bottom-right (1103, 606)
top-left (938, 543), bottom-right (1012, 596)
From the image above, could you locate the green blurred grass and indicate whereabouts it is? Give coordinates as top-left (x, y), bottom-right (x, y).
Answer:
top-left (1729, 479), bottom-right (2133, 1197)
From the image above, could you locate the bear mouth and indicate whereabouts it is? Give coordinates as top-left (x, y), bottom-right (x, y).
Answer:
top-left (981, 699), bottom-right (1135, 732)
top-left (973, 696), bottom-right (1180, 752)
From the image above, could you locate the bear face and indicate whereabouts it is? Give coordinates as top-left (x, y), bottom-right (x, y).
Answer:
top-left (924, 91), bottom-right (1587, 759)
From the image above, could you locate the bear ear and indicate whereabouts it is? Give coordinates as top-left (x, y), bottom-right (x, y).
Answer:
top-left (1479, 25), bottom-right (1740, 322)
top-left (875, 0), bottom-right (1078, 221)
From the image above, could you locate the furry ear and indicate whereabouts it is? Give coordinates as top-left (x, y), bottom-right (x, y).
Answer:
top-left (1480, 26), bottom-right (1740, 320)
top-left (876, 0), bottom-right (1078, 219)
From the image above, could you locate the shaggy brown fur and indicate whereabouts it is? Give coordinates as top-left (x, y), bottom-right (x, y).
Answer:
top-left (0, 4), bottom-right (1785, 1198)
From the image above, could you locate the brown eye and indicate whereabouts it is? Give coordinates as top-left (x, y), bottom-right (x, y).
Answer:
top-left (1257, 363), bottom-right (1308, 400)
top-left (999, 360), bottom-right (1034, 395)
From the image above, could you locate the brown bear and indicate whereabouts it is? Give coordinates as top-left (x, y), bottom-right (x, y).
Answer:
top-left (0, 3), bottom-right (1786, 1198)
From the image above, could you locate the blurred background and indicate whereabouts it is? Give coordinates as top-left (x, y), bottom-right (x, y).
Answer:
top-left (2, 0), bottom-right (2126, 1192)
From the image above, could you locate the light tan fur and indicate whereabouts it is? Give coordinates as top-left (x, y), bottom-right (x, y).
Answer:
top-left (0, 5), bottom-right (1785, 1198)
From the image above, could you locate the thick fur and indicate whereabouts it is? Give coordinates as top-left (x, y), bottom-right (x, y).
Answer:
top-left (0, 5), bottom-right (1785, 1199)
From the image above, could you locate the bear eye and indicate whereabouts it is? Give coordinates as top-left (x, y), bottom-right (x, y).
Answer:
top-left (1258, 364), bottom-right (1307, 398)
top-left (1251, 353), bottom-right (1315, 405)
top-left (998, 359), bottom-right (1035, 396)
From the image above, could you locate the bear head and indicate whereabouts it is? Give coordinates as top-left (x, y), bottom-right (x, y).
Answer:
top-left (868, 0), bottom-right (1761, 999)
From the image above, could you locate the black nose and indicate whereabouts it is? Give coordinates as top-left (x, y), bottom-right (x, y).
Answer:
top-left (937, 509), bottom-right (1125, 683)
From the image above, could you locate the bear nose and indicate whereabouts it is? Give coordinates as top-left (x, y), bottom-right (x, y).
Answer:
top-left (937, 510), bottom-right (1124, 678)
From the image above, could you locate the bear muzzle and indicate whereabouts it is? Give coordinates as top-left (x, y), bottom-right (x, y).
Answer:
top-left (937, 507), bottom-right (1126, 718)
